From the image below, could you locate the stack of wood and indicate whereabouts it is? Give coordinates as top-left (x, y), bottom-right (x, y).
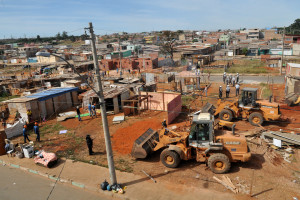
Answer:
top-left (213, 175), bottom-right (238, 194)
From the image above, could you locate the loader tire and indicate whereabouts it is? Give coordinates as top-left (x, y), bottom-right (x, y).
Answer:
top-left (249, 112), bottom-right (263, 126)
top-left (208, 153), bottom-right (231, 174)
top-left (160, 149), bottom-right (181, 168)
top-left (219, 109), bottom-right (233, 121)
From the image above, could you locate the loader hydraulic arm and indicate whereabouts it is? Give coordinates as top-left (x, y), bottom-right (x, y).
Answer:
top-left (153, 129), bottom-right (185, 151)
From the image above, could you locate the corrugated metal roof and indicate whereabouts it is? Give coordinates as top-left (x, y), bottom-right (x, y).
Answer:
top-left (25, 87), bottom-right (78, 101)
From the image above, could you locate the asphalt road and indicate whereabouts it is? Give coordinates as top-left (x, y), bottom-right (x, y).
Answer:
top-left (0, 165), bottom-right (110, 200)
top-left (210, 75), bottom-right (285, 84)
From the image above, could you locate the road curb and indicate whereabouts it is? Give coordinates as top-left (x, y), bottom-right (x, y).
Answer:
top-left (28, 169), bottom-right (39, 174)
top-left (49, 175), bottom-right (59, 181)
top-left (10, 163), bottom-right (20, 168)
top-left (0, 159), bottom-right (132, 200)
top-left (71, 181), bottom-right (85, 188)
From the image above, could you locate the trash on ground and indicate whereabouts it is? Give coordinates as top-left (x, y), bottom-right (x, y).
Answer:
top-left (59, 130), bottom-right (68, 134)
top-left (113, 115), bottom-right (125, 124)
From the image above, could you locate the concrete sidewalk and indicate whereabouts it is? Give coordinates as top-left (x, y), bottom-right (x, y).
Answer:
top-left (0, 155), bottom-right (234, 200)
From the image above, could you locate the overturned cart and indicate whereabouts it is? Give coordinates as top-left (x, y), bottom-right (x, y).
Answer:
top-left (131, 113), bottom-right (251, 174)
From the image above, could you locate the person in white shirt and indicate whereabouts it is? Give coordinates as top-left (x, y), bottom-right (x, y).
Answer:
top-left (235, 84), bottom-right (240, 96)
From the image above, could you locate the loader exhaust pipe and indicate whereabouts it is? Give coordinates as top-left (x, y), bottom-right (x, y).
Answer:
top-left (232, 124), bottom-right (236, 135)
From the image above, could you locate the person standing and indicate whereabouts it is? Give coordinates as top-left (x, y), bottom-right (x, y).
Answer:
top-left (88, 103), bottom-right (92, 117)
top-left (223, 72), bottom-right (226, 84)
top-left (92, 103), bottom-right (97, 118)
top-left (33, 122), bottom-right (40, 142)
top-left (23, 125), bottom-right (30, 143)
top-left (232, 76), bottom-right (236, 87)
top-left (204, 85), bottom-right (208, 97)
top-left (226, 85), bottom-right (230, 98)
top-left (235, 83), bottom-right (240, 96)
top-left (229, 74), bottom-right (232, 85)
top-left (226, 75), bottom-right (229, 85)
top-left (219, 86), bottom-right (223, 99)
top-left (236, 73), bottom-right (239, 83)
top-left (86, 135), bottom-right (94, 155)
top-left (76, 106), bottom-right (81, 121)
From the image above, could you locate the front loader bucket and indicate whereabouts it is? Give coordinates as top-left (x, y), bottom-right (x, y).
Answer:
top-left (131, 128), bottom-right (159, 159)
top-left (201, 103), bottom-right (216, 115)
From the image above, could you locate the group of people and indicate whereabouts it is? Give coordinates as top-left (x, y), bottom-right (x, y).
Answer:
top-left (219, 72), bottom-right (241, 99)
top-left (223, 72), bottom-right (239, 87)
top-left (101, 70), bottom-right (110, 78)
top-left (22, 122), bottom-right (40, 143)
top-left (219, 83), bottom-right (240, 99)
top-left (75, 103), bottom-right (98, 121)
top-left (22, 121), bottom-right (95, 156)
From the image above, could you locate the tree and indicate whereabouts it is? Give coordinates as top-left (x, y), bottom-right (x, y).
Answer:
top-left (159, 31), bottom-right (177, 63)
top-left (62, 31), bottom-right (68, 39)
top-left (192, 38), bottom-right (199, 42)
top-left (287, 18), bottom-right (300, 34)
top-left (70, 35), bottom-right (76, 42)
top-left (242, 48), bottom-right (248, 55)
top-left (56, 32), bottom-right (61, 40)
top-left (80, 34), bottom-right (88, 41)
top-left (36, 35), bottom-right (41, 41)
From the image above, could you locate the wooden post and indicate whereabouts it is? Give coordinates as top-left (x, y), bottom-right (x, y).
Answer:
top-left (249, 169), bottom-right (255, 197)
top-left (146, 92), bottom-right (149, 110)
top-left (138, 90), bottom-right (141, 115)
top-left (162, 92), bottom-right (165, 111)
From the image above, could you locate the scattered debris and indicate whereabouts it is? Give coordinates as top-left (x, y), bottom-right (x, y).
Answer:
top-left (57, 111), bottom-right (77, 122)
top-left (261, 131), bottom-right (300, 146)
top-left (273, 138), bottom-right (282, 148)
top-left (141, 170), bottom-right (157, 183)
top-left (213, 176), bottom-right (238, 194)
top-left (112, 115), bottom-right (125, 124)
top-left (59, 130), bottom-right (68, 134)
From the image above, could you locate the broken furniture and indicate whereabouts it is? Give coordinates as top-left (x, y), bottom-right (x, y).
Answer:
top-left (22, 144), bottom-right (34, 158)
top-left (34, 150), bottom-right (58, 168)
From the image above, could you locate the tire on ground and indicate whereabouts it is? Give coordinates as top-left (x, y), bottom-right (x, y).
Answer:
top-left (207, 153), bottom-right (231, 174)
top-left (249, 112), bottom-right (263, 126)
top-left (160, 149), bottom-right (181, 168)
top-left (219, 109), bottom-right (233, 121)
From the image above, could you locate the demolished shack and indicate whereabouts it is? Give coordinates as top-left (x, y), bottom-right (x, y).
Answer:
top-left (80, 87), bottom-right (130, 114)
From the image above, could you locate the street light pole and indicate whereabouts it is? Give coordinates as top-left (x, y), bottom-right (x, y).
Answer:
top-left (280, 27), bottom-right (285, 75)
top-left (87, 22), bottom-right (117, 185)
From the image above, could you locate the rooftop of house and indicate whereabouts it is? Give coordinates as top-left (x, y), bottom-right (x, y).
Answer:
top-left (4, 87), bottom-right (78, 103)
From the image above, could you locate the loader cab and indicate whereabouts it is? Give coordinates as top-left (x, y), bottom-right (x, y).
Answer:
top-left (240, 88), bottom-right (258, 107)
top-left (189, 113), bottom-right (214, 148)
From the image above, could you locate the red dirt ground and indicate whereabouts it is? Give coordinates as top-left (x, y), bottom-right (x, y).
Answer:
top-left (112, 118), bottom-right (162, 155)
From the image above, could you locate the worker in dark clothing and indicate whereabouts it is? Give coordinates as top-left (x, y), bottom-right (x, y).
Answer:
top-left (23, 125), bottom-right (30, 143)
top-left (86, 135), bottom-right (94, 155)
top-left (162, 119), bottom-right (167, 128)
top-left (76, 106), bottom-right (81, 121)
top-left (162, 119), bottom-right (169, 134)
top-left (219, 86), bottom-right (223, 99)
top-left (33, 122), bottom-right (40, 142)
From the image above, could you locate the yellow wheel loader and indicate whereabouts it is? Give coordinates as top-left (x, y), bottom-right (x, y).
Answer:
top-left (131, 113), bottom-right (251, 174)
top-left (212, 88), bottom-right (281, 126)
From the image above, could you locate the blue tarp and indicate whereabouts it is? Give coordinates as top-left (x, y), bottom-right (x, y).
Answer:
top-left (25, 87), bottom-right (78, 102)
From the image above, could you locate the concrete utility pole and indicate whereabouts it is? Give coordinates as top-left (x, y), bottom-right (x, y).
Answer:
top-left (88, 22), bottom-right (117, 185)
top-left (118, 33), bottom-right (122, 77)
top-left (281, 27), bottom-right (285, 75)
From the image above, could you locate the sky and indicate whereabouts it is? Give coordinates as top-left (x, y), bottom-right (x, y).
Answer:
top-left (0, 0), bottom-right (299, 39)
